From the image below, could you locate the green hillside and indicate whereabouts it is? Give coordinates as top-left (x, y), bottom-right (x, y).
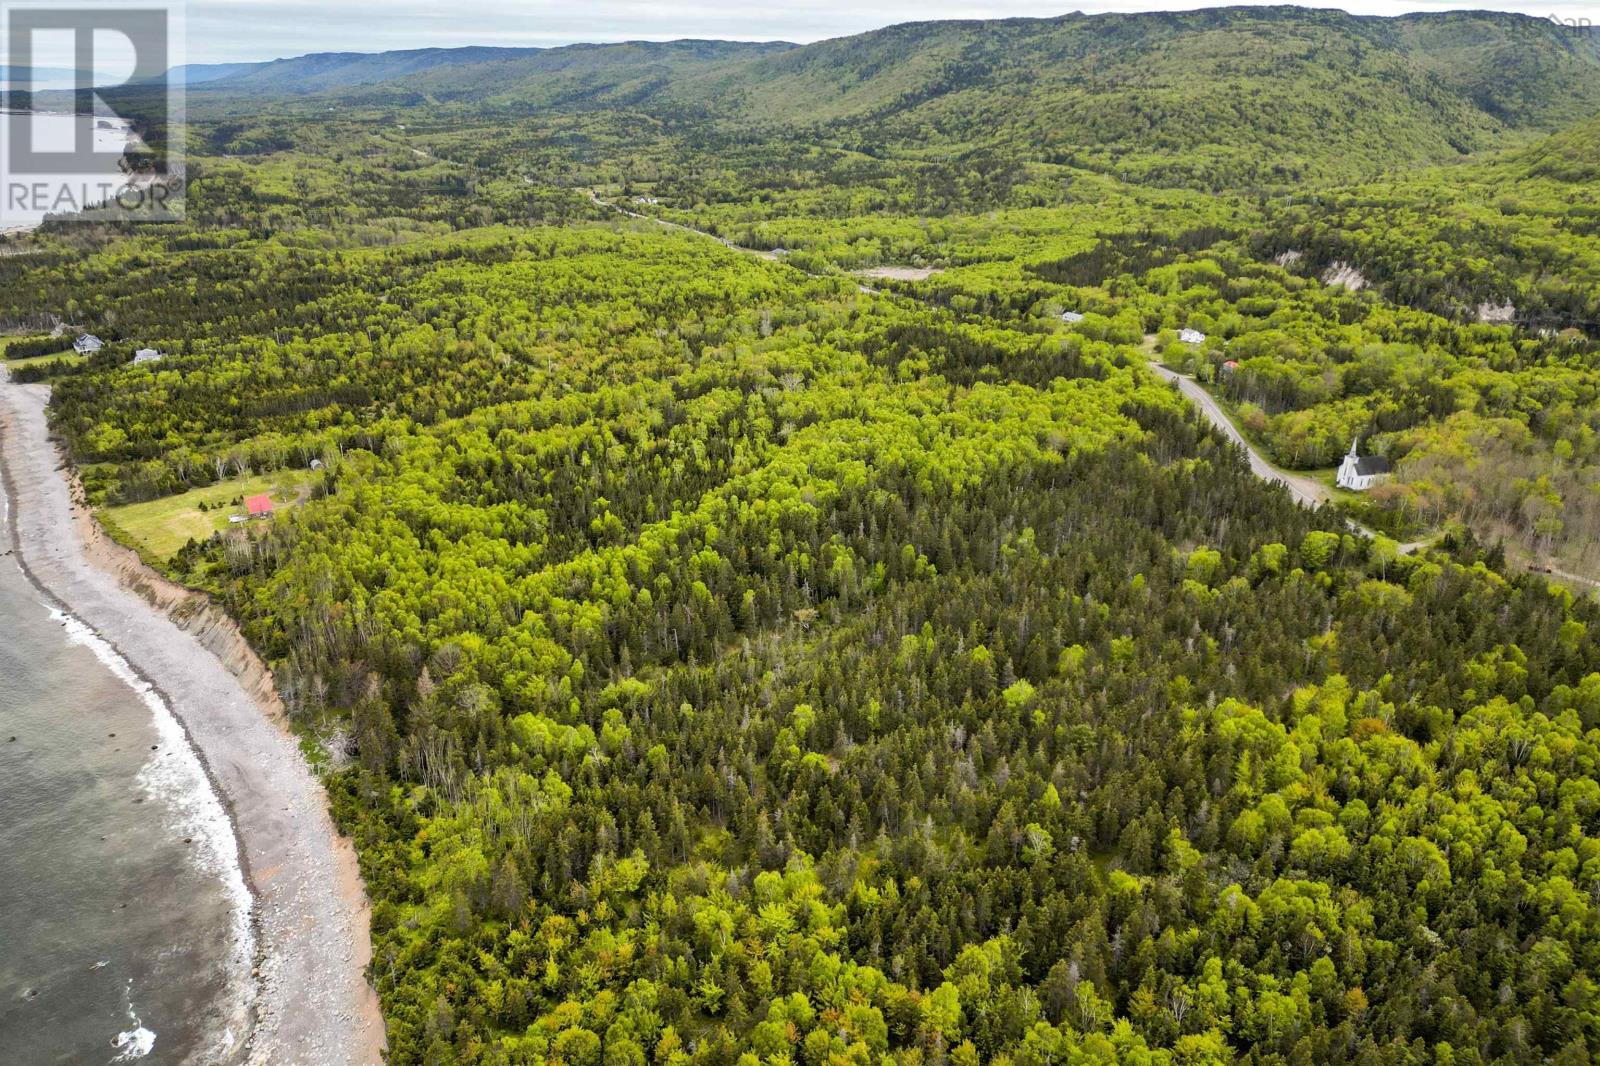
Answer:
top-left (197, 40), bottom-right (795, 105)
top-left (1516, 107), bottom-right (1600, 183)
top-left (1393, 11), bottom-right (1600, 132)
top-left (191, 8), bottom-right (1600, 189)
top-left (9, 8), bottom-right (1600, 1066)
top-left (1263, 109), bottom-right (1600, 330)
top-left (678, 7), bottom-right (1600, 187)
top-left (205, 46), bottom-right (547, 94)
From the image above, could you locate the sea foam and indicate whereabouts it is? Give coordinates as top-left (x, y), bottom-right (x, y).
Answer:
top-left (111, 993), bottom-right (156, 1061)
top-left (3, 375), bottom-right (256, 1058)
top-left (111, 1022), bottom-right (156, 1061)
top-left (50, 606), bottom-right (257, 1058)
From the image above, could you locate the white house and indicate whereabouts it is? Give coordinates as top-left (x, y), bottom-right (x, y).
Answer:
top-left (1178, 328), bottom-right (1207, 345)
top-left (73, 334), bottom-right (103, 355)
top-left (1060, 311), bottom-right (1085, 323)
top-left (131, 348), bottom-right (163, 365)
top-left (1336, 438), bottom-right (1391, 491)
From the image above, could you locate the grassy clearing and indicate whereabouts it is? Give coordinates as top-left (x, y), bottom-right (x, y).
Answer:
top-left (2, 337), bottom-right (84, 371)
top-left (5, 351), bottom-right (85, 370)
top-left (102, 469), bottom-right (316, 559)
top-left (1304, 466), bottom-right (1367, 507)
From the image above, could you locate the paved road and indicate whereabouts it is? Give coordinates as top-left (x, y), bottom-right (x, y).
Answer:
top-left (588, 192), bottom-right (786, 259)
top-left (1146, 360), bottom-right (1441, 554)
top-left (1146, 360), bottom-right (1333, 509)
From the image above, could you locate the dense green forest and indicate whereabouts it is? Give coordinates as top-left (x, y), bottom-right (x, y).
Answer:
top-left (177, 7), bottom-right (1600, 190)
top-left (5, 7), bottom-right (1600, 1063)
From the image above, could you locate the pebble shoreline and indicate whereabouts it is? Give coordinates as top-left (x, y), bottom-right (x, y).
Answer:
top-left (0, 370), bottom-right (385, 1065)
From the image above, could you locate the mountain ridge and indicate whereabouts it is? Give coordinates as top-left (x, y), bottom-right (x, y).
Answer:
top-left (197, 39), bottom-right (797, 97)
top-left (184, 8), bottom-right (1600, 189)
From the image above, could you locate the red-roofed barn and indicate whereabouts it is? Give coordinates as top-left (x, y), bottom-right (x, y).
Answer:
top-left (245, 494), bottom-right (275, 518)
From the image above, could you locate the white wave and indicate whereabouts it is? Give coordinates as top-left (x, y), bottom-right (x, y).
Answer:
top-left (50, 607), bottom-right (258, 1047)
top-left (6, 377), bottom-right (257, 1057)
top-left (111, 1023), bottom-right (155, 1061)
top-left (111, 984), bottom-right (156, 1062)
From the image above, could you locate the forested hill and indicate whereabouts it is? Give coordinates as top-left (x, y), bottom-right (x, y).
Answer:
top-left (1390, 11), bottom-right (1600, 133)
top-left (197, 40), bottom-right (796, 102)
top-left (11, 7), bottom-right (1600, 1064)
top-left (188, 8), bottom-right (1600, 188)
top-left (676, 7), bottom-right (1600, 174)
top-left (1262, 108), bottom-right (1600, 334)
top-left (200, 47), bottom-right (543, 94)
top-left (1513, 108), bottom-right (1600, 183)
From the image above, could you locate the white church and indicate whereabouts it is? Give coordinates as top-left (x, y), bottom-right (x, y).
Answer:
top-left (1336, 438), bottom-right (1391, 491)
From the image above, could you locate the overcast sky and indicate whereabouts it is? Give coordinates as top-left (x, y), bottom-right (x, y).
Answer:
top-left (17, 1), bottom-right (1600, 66)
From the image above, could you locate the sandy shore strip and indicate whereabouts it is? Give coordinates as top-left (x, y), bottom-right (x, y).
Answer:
top-left (0, 371), bottom-right (385, 1065)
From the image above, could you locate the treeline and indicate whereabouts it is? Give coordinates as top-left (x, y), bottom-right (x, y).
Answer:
top-left (1255, 115), bottom-right (1600, 340)
top-left (15, 211), bottom-right (1600, 1064)
top-left (892, 229), bottom-right (1600, 572)
top-left (6, 66), bottom-right (1600, 1066)
top-left (3, 334), bottom-right (67, 359)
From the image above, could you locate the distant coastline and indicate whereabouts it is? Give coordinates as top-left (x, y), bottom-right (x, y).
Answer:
top-left (0, 109), bottom-right (141, 234)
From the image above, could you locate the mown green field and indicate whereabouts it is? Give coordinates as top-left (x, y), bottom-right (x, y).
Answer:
top-left (102, 470), bottom-right (314, 559)
top-left (1, 339), bottom-right (82, 370)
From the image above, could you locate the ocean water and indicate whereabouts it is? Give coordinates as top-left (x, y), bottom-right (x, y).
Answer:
top-left (0, 490), bottom-right (253, 1060)
top-left (1, 110), bottom-right (138, 230)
